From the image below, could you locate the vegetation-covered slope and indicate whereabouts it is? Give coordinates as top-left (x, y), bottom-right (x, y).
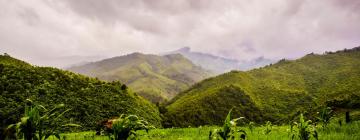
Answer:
top-left (0, 54), bottom-right (162, 132)
top-left (164, 47), bottom-right (360, 127)
top-left (68, 53), bottom-right (210, 103)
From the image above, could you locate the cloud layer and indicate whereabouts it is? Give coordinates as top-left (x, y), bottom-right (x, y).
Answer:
top-left (0, 0), bottom-right (359, 67)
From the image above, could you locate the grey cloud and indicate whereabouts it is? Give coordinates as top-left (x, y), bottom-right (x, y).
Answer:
top-left (0, 0), bottom-right (360, 68)
top-left (17, 7), bottom-right (40, 26)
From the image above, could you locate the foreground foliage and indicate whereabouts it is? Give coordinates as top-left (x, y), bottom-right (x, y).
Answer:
top-left (7, 99), bottom-right (80, 140)
top-left (43, 120), bottom-right (360, 140)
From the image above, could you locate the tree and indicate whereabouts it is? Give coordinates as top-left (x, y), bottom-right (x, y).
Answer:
top-left (346, 112), bottom-right (351, 123)
top-left (0, 64), bottom-right (3, 73)
top-left (121, 84), bottom-right (127, 90)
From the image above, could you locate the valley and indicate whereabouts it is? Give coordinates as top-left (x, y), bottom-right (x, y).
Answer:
top-left (1, 47), bottom-right (360, 139)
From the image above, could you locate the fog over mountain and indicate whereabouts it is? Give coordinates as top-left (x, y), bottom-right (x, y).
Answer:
top-left (165, 47), bottom-right (275, 73)
top-left (0, 0), bottom-right (360, 67)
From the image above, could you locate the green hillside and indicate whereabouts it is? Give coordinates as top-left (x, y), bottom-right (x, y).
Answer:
top-left (68, 53), bottom-right (210, 103)
top-left (164, 47), bottom-right (360, 127)
top-left (0, 54), bottom-right (162, 132)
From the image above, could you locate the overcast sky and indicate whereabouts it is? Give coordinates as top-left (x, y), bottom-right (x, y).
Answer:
top-left (0, 0), bottom-right (359, 67)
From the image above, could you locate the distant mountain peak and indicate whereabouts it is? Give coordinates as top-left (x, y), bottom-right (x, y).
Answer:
top-left (177, 47), bottom-right (191, 52)
top-left (127, 52), bottom-right (145, 57)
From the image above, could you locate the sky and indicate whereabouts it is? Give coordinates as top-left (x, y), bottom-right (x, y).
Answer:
top-left (0, 0), bottom-right (359, 68)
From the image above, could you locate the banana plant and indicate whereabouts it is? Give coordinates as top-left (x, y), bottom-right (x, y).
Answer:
top-left (209, 109), bottom-right (246, 140)
top-left (110, 114), bottom-right (154, 140)
top-left (263, 121), bottom-right (272, 135)
top-left (7, 99), bottom-right (80, 140)
top-left (290, 114), bottom-right (318, 140)
top-left (248, 122), bottom-right (255, 133)
top-left (317, 107), bottom-right (333, 128)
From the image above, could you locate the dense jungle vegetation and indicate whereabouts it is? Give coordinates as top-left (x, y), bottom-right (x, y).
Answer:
top-left (0, 54), bottom-right (161, 138)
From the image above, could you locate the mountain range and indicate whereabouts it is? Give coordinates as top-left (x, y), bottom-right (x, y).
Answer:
top-left (2, 46), bottom-right (360, 130)
top-left (67, 53), bottom-right (211, 103)
top-left (164, 47), bottom-right (275, 74)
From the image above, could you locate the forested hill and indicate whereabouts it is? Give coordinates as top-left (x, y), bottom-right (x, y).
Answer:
top-left (164, 47), bottom-right (360, 127)
top-left (0, 54), bottom-right (162, 131)
top-left (68, 53), bottom-right (211, 103)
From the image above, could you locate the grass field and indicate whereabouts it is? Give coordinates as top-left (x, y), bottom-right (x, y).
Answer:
top-left (47, 120), bottom-right (360, 140)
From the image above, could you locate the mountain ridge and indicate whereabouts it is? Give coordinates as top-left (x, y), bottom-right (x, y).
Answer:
top-left (163, 46), bottom-right (360, 127)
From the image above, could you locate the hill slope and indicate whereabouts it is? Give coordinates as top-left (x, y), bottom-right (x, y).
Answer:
top-left (68, 53), bottom-right (210, 103)
top-left (0, 54), bottom-right (162, 132)
top-left (164, 47), bottom-right (360, 127)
